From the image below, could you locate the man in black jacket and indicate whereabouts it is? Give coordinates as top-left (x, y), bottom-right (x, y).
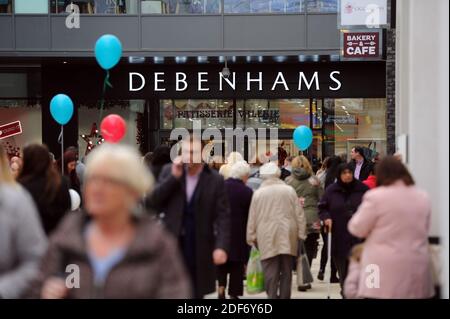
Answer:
top-left (348, 146), bottom-right (373, 182)
top-left (151, 136), bottom-right (231, 298)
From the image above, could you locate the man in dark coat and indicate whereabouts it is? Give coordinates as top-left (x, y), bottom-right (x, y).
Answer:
top-left (318, 163), bottom-right (369, 294)
top-left (348, 146), bottom-right (373, 182)
top-left (151, 137), bottom-right (231, 298)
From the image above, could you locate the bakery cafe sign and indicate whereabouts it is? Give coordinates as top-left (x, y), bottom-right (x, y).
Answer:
top-left (342, 30), bottom-right (381, 59)
top-left (128, 70), bottom-right (343, 93)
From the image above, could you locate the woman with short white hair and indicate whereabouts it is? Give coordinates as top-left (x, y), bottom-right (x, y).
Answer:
top-left (37, 144), bottom-right (192, 299)
top-left (247, 162), bottom-right (306, 299)
top-left (219, 151), bottom-right (244, 179)
top-left (218, 160), bottom-right (253, 299)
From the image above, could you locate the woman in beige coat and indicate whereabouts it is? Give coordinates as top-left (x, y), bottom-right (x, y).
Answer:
top-left (247, 162), bottom-right (306, 299)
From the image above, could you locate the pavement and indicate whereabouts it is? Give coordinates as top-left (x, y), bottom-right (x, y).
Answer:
top-left (205, 239), bottom-right (343, 299)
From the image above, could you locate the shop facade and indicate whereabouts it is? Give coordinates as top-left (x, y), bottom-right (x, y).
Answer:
top-left (0, 0), bottom-right (393, 166)
top-left (1, 57), bottom-right (387, 167)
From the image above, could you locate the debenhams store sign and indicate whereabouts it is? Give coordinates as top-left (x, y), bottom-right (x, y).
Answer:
top-left (129, 71), bottom-right (342, 93)
top-left (108, 62), bottom-right (385, 99)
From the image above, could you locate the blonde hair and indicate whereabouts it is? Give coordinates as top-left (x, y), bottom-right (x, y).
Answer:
top-left (85, 144), bottom-right (154, 195)
top-left (0, 146), bottom-right (15, 185)
top-left (291, 155), bottom-right (313, 175)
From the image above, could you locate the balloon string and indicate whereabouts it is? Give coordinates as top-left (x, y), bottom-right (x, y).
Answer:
top-left (98, 70), bottom-right (113, 126)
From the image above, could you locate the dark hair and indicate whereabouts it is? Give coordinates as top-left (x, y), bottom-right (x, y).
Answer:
top-left (376, 156), bottom-right (415, 186)
top-left (61, 150), bottom-right (77, 175)
top-left (324, 155), bottom-right (343, 188)
top-left (57, 150), bottom-right (80, 190)
top-left (18, 144), bottom-right (62, 202)
top-left (337, 162), bottom-right (354, 178)
top-left (148, 145), bottom-right (172, 180)
top-left (353, 146), bottom-right (366, 160)
top-left (151, 145), bottom-right (171, 166)
top-left (368, 162), bottom-right (377, 175)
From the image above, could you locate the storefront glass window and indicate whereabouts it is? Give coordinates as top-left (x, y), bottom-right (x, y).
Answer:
top-left (323, 98), bottom-right (387, 159)
top-left (78, 100), bottom-right (145, 159)
top-left (277, 99), bottom-right (309, 128)
top-left (159, 97), bottom-right (386, 165)
top-left (15, 0), bottom-right (49, 14)
top-left (242, 99), bottom-right (274, 128)
top-left (0, 100), bottom-right (42, 157)
top-left (238, 99), bottom-right (309, 129)
top-left (312, 98), bottom-right (322, 129)
top-left (0, 0), bottom-right (12, 13)
top-left (141, 0), bottom-right (220, 14)
top-left (224, 0), bottom-right (304, 13)
top-left (160, 99), bottom-right (234, 130)
top-left (160, 99), bottom-right (174, 129)
top-left (51, 0), bottom-right (139, 14)
top-left (306, 0), bottom-right (337, 12)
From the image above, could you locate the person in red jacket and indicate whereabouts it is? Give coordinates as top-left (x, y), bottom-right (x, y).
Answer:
top-left (363, 164), bottom-right (377, 189)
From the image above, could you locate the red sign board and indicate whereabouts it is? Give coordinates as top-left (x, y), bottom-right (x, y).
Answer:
top-left (342, 31), bottom-right (380, 59)
top-left (0, 121), bottom-right (22, 140)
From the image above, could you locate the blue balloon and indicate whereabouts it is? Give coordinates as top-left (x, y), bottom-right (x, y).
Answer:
top-left (50, 94), bottom-right (74, 125)
top-left (293, 125), bottom-right (313, 151)
top-left (94, 34), bottom-right (122, 70)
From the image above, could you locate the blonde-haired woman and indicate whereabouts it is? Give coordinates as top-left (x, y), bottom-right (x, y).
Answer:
top-left (36, 144), bottom-right (192, 299)
top-left (285, 155), bottom-right (322, 291)
top-left (219, 152), bottom-right (244, 179)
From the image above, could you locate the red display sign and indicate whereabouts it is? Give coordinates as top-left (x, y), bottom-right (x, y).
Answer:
top-left (342, 31), bottom-right (380, 58)
top-left (0, 121), bottom-right (22, 140)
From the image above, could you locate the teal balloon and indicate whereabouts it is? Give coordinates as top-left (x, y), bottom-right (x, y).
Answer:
top-left (50, 94), bottom-right (74, 125)
top-left (293, 125), bottom-right (313, 151)
top-left (94, 34), bottom-right (122, 70)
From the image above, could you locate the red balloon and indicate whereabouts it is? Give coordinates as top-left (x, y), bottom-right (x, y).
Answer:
top-left (100, 114), bottom-right (126, 143)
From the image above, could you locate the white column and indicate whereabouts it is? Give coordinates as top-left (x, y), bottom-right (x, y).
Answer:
top-left (396, 0), bottom-right (449, 298)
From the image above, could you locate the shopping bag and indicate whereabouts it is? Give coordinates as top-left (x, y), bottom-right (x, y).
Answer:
top-left (297, 243), bottom-right (314, 286)
top-left (246, 246), bottom-right (265, 294)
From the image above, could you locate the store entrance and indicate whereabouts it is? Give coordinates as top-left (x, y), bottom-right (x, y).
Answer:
top-left (156, 96), bottom-right (387, 172)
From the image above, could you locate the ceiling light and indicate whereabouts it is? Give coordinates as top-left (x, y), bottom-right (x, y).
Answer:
top-left (153, 56), bottom-right (164, 64)
top-left (175, 56), bottom-right (187, 64)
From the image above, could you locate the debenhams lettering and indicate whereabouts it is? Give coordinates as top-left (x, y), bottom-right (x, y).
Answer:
top-left (129, 71), bottom-right (342, 92)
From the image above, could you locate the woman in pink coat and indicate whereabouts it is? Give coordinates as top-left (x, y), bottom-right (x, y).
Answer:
top-left (347, 156), bottom-right (434, 299)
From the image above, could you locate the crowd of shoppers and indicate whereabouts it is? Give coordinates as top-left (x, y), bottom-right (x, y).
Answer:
top-left (0, 140), bottom-right (436, 299)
